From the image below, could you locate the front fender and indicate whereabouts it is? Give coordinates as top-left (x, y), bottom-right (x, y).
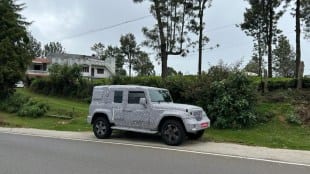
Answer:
top-left (153, 109), bottom-right (187, 129)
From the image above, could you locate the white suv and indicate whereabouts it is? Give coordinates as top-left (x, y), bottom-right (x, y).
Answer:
top-left (87, 85), bottom-right (210, 145)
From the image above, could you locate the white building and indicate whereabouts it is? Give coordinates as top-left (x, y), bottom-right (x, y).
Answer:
top-left (27, 53), bottom-right (115, 78)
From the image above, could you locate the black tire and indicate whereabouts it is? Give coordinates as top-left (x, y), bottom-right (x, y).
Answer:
top-left (161, 119), bottom-right (185, 146)
top-left (187, 130), bottom-right (205, 140)
top-left (93, 117), bottom-right (112, 139)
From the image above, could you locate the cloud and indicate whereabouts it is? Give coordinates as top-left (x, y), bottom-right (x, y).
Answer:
top-left (21, 0), bottom-right (85, 42)
top-left (18, 0), bottom-right (310, 75)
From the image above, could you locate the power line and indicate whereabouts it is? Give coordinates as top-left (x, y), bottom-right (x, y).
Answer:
top-left (57, 15), bottom-right (152, 41)
top-left (206, 23), bottom-right (236, 32)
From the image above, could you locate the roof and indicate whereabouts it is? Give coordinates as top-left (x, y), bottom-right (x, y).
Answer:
top-left (32, 58), bottom-right (51, 64)
top-left (94, 85), bottom-right (166, 90)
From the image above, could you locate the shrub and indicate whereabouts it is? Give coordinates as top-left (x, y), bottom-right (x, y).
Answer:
top-left (0, 93), bottom-right (49, 118)
top-left (256, 110), bottom-right (276, 123)
top-left (206, 72), bottom-right (257, 128)
top-left (30, 64), bottom-right (94, 100)
top-left (286, 112), bottom-right (302, 125)
top-left (18, 99), bottom-right (49, 118)
top-left (303, 77), bottom-right (310, 88)
top-left (0, 93), bottom-right (29, 113)
top-left (267, 78), bottom-right (296, 91)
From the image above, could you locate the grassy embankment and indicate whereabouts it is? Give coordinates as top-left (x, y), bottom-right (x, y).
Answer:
top-left (0, 88), bottom-right (309, 150)
top-left (0, 88), bottom-right (89, 131)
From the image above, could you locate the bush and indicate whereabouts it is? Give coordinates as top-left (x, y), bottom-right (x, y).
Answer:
top-left (286, 112), bottom-right (302, 125)
top-left (206, 72), bottom-right (257, 128)
top-left (267, 78), bottom-right (296, 91)
top-left (30, 64), bottom-right (94, 100)
top-left (303, 77), bottom-right (310, 88)
top-left (0, 93), bottom-right (49, 118)
top-left (0, 93), bottom-right (29, 113)
top-left (18, 99), bottom-right (49, 118)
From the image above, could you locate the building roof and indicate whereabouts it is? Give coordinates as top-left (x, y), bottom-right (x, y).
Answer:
top-left (94, 85), bottom-right (166, 91)
top-left (32, 58), bottom-right (51, 64)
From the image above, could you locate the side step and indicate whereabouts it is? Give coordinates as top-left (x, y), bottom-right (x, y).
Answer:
top-left (111, 126), bottom-right (158, 134)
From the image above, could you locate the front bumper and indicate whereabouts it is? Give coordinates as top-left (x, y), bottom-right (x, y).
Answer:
top-left (183, 117), bottom-right (210, 133)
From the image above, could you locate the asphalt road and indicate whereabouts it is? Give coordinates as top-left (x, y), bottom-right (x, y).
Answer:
top-left (0, 133), bottom-right (309, 174)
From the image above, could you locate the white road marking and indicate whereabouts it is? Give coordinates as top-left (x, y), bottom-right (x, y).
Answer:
top-left (1, 131), bottom-right (310, 167)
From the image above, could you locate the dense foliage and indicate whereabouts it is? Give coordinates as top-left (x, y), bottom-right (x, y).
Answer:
top-left (206, 72), bottom-right (257, 128)
top-left (110, 72), bottom-right (257, 128)
top-left (0, 0), bottom-right (32, 98)
top-left (28, 65), bottom-right (310, 128)
top-left (30, 64), bottom-right (93, 100)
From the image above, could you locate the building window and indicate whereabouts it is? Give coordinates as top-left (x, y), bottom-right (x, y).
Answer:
top-left (128, 91), bottom-right (145, 104)
top-left (114, 91), bottom-right (123, 103)
top-left (97, 68), bottom-right (104, 74)
top-left (34, 64), bottom-right (42, 71)
top-left (82, 66), bottom-right (89, 73)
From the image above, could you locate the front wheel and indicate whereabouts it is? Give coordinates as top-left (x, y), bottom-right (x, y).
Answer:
top-left (187, 130), bottom-right (205, 140)
top-left (161, 120), bottom-right (185, 146)
top-left (93, 117), bottom-right (112, 139)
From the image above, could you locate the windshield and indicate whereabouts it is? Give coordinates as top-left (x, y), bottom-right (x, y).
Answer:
top-left (148, 89), bottom-right (173, 103)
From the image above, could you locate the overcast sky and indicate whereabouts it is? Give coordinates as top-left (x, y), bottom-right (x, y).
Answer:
top-left (19, 0), bottom-right (310, 75)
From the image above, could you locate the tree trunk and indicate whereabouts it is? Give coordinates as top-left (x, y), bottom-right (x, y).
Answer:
top-left (128, 54), bottom-right (132, 77)
top-left (258, 33), bottom-right (262, 77)
top-left (297, 61), bottom-right (304, 89)
top-left (198, 0), bottom-right (207, 76)
top-left (267, 0), bottom-right (273, 78)
top-left (296, 0), bottom-right (302, 89)
top-left (258, 33), bottom-right (264, 94)
top-left (154, 0), bottom-right (168, 78)
top-left (129, 63), bottom-right (132, 77)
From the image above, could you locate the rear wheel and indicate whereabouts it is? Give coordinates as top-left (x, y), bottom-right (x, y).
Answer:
top-left (93, 117), bottom-right (112, 139)
top-left (161, 120), bottom-right (185, 146)
top-left (187, 130), bottom-right (205, 140)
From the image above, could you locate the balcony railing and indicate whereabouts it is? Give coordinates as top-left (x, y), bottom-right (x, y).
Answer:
top-left (26, 70), bottom-right (49, 75)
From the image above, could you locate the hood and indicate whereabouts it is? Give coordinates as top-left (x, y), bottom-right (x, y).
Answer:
top-left (152, 102), bottom-right (202, 112)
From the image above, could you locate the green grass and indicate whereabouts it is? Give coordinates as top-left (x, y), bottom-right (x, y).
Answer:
top-left (205, 102), bottom-right (310, 150)
top-left (0, 89), bottom-right (91, 131)
top-left (0, 88), bottom-right (309, 150)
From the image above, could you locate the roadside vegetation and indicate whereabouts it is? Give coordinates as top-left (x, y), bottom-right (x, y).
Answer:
top-left (0, 0), bottom-right (309, 150)
top-left (206, 90), bottom-right (310, 150)
top-left (1, 76), bottom-right (310, 150)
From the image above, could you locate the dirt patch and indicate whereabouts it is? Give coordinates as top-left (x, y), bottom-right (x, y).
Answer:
top-left (0, 117), bottom-right (10, 126)
top-left (57, 120), bottom-right (71, 125)
top-left (296, 104), bottom-right (310, 125)
top-left (278, 115), bottom-right (286, 123)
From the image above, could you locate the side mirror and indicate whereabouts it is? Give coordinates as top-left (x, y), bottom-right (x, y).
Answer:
top-left (139, 98), bottom-right (147, 107)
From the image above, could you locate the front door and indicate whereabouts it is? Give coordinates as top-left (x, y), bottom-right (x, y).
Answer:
top-left (124, 91), bottom-right (150, 129)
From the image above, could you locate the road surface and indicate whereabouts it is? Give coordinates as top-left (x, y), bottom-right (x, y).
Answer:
top-left (0, 132), bottom-right (309, 174)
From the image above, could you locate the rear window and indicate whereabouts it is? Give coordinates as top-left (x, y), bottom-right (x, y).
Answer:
top-left (92, 89), bottom-right (104, 100)
top-left (128, 91), bottom-right (145, 104)
top-left (114, 91), bottom-right (123, 103)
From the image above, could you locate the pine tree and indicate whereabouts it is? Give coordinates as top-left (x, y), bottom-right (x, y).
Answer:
top-left (273, 35), bottom-right (295, 77)
top-left (0, 0), bottom-right (32, 98)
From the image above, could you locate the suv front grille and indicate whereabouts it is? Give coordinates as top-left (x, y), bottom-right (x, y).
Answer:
top-left (193, 111), bottom-right (203, 121)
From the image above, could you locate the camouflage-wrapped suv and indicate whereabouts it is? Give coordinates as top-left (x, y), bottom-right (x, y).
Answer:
top-left (87, 85), bottom-right (210, 146)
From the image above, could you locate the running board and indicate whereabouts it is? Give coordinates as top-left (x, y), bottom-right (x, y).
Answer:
top-left (111, 126), bottom-right (158, 134)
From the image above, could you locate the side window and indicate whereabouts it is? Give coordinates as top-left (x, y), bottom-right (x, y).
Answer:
top-left (114, 91), bottom-right (123, 103)
top-left (128, 91), bottom-right (145, 104)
